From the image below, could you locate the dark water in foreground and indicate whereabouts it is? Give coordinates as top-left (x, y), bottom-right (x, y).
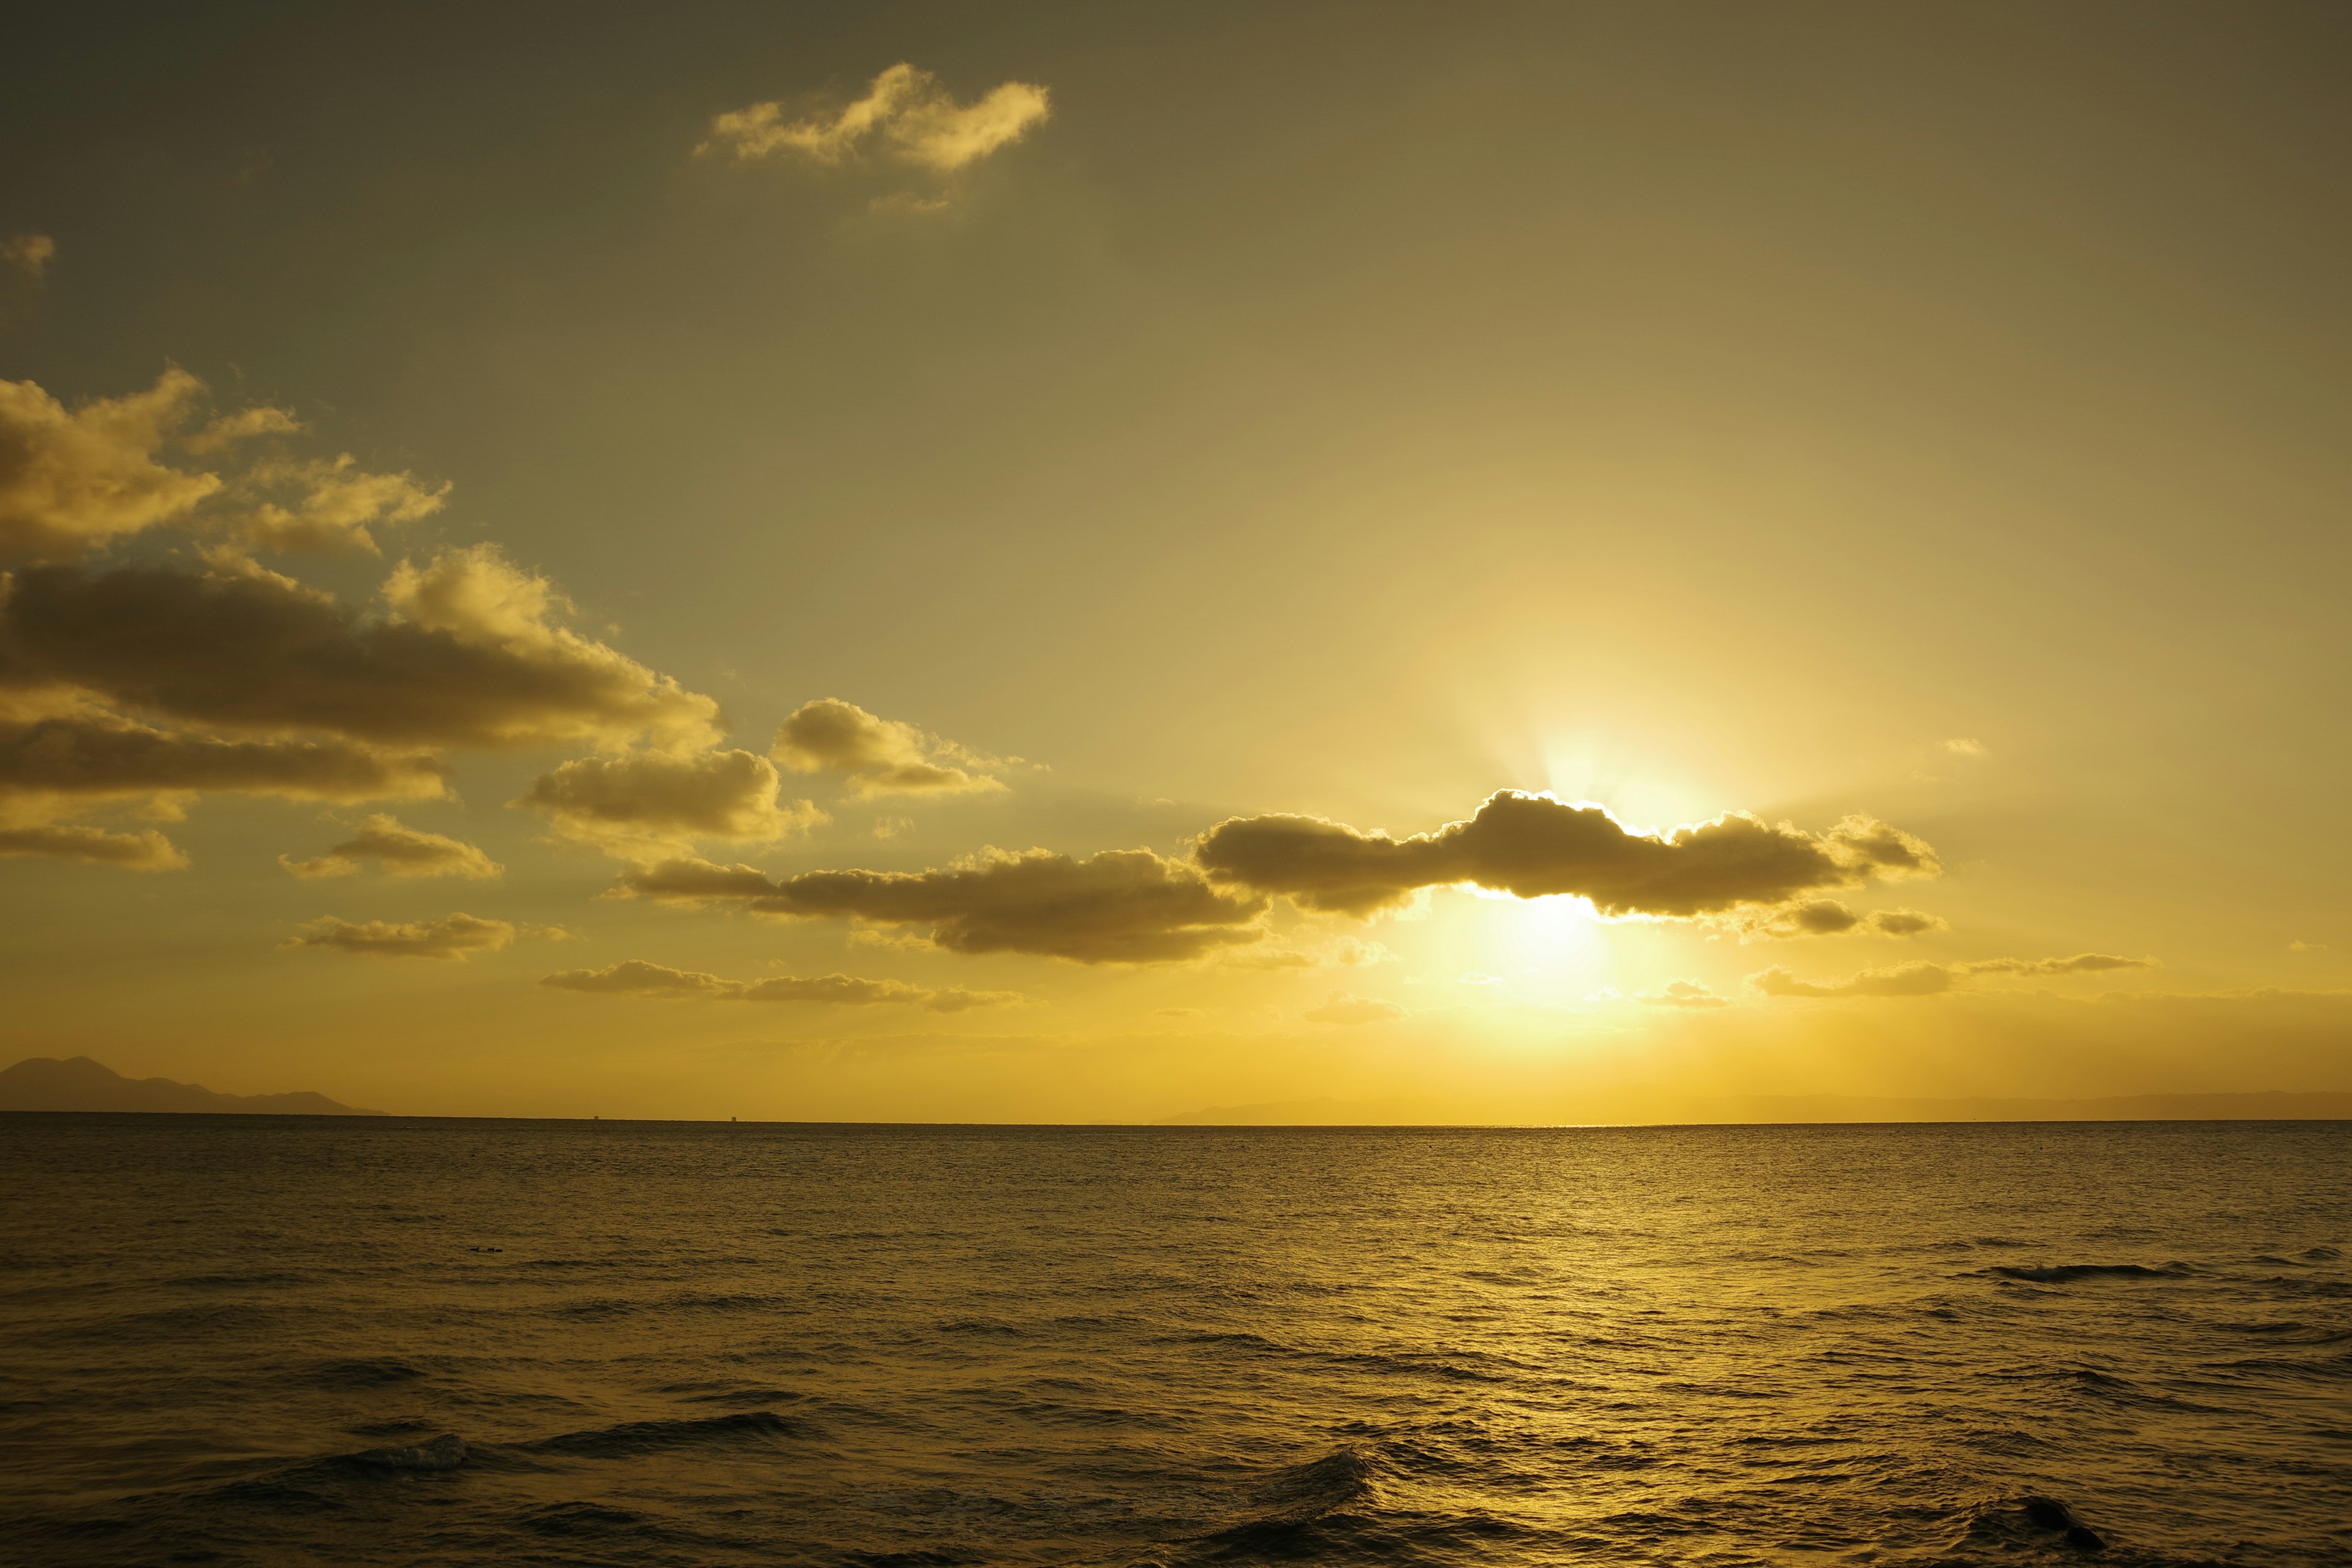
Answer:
top-left (1, 1117), bottom-right (2346, 1568)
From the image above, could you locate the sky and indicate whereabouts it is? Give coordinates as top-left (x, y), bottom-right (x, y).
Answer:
top-left (1, 1), bottom-right (2346, 1121)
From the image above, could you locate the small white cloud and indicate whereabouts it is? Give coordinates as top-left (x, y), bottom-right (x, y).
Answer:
top-left (699, 64), bottom-right (1049, 173)
top-left (1457, 971), bottom-right (1504, 986)
top-left (1942, 737), bottom-right (1987, 758)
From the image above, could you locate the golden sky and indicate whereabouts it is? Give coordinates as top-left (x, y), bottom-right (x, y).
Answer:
top-left (2, 4), bottom-right (2346, 1120)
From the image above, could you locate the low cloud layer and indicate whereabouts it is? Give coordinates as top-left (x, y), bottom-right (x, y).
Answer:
top-left (1750, 952), bottom-right (2154, 999)
top-left (283, 911), bottom-right (519, 960)
top-left (613, 846), bottom-right (1269, 963)
top-left (1197, 791), bottom-right (1938, 919)
top-left (770, 698), bottom-right (1006, 796)
top-left (700, 64), bottom-right (1050, 172)
top-left (516, 748), bottom-right (824, 855)
top-left (281, 815), bottom-right (500, 880)
top-left (541, 959), bottom-right (1020, 1012)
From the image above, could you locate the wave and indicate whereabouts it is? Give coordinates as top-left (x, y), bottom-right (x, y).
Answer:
top-left (344, 1434), bottom-right (467, 1471)
top-left (526, 1409), bottom-right (815, 1459)
top-left (296, 1357), bottom-right (428, 1389)
top-left (1954, 1494), bottom-right (2107, 1555)
top-left (1983, 1262), bottom-right (2193, 1284)
top-left (1180, 1447), bottom-right (1376, 1556)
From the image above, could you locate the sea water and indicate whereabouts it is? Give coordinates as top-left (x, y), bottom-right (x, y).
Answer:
top-left (1, 1115), bottom-right (2345, 1566)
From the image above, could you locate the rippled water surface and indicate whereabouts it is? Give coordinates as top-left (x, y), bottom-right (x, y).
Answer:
top-left (2, 1116), bottom-right (2347, 1567)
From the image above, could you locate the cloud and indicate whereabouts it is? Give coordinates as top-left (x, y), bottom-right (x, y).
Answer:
top-left (699, 64), bottom-right (1050, 172)
top-left (2, 234), bottom-right (56, 281)
top-left (1739, 899), bottom-right (1948, 939)
top-left (182, 405), bottom-right (303, 456)
top-left (2288, 940), bottom-right (2328, 953)
top-left (0, 701), bottom-right (448, 806)
top-left (1636, 979), bottom-right (1731, 1009)
top-left (284, 911), bottom-right (518, 960)
top-left (1, 371), bottom-right (222, 563)
top-left (240, 454), bottom-right (450, 554)
top-left (540, 959), bottom-right (1020, 1012)
top-left (1197, 791), bottom-right (1937, 920)
top-left (1961, 953), bottom-right (2153, 976)
top-left (1218, 934), bottom-right (1397, 970)
top-left (1458, 971), bottom-right (1504, 986)
top-left (770, 698), bottom-right (1005, 796)
top-left (1305, 992), bottom-right (1406, 1025)
top-left (612, 846), bottom-right (1269, 964)
top-left (0, 821), bottom-right (184, 869)
top-left (0, 547), bottom-right (720, 752)
top-left (1749, 952), bottom-right (2154, 999)
top-left (1943, 737), bottom-right (1987, 758)
top-left (280, 815), bottom-right (499, 880)
top-left (515, 748), bottom-right (824, 855)
top-left (0, 371), bottom-right (417, 565)
top-left (606, 854), bottom-right (782, 905)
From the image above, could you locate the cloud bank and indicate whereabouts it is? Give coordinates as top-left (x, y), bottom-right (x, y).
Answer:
top-left (613, 846), bottom-right (1269, 963)
top-left (541, 959), bottom-right (1020, 1012)
top-left (1197, 791), bottom-right (1937, 919)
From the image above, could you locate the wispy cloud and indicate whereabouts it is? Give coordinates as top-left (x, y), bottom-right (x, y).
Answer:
top-left (1749, 952), bottom-right (2154, 1000)
top-left (1, 234), bottom-right (56, 281)
top-left (541, 959), bottom-right (1022, 1012)
top-left (699, 64), bottom-right (1050, 173)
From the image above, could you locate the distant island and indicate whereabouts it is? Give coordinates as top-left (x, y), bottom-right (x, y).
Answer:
top-left (1158, 1090), bottom-right (2352, 1125)
top-left (0, 1057), bottom-right (386, 1116)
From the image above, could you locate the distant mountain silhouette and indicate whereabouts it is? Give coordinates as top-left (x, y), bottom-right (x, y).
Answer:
top-left (0, 1056), bottom-right (385, 1115)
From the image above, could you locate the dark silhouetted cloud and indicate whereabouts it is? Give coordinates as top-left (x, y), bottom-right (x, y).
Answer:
top-left (0, 821), bottom-right (184, 869)
top-left (1197, 791), bottom-right (1937, 919)
top-left (284, 911), bottom-right (519, 960)
top-left (0, 549), bottom-right (720, 750)
top-left (515, 748), bottom-right (824, 854)
top-left (769, 697), bottom-right (1005, 796)
top-left (611, 846), bottom-right (1268, 963)
top-left (1740, 899), bottom-right (1949, 939)
top-left (0, 704), bottom-right (448, 805)
top-left (280, 815), bottom-right (500, 880)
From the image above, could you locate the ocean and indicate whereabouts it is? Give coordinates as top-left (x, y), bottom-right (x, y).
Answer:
top-left (1, 1115), bottom-right (2345, 1567)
